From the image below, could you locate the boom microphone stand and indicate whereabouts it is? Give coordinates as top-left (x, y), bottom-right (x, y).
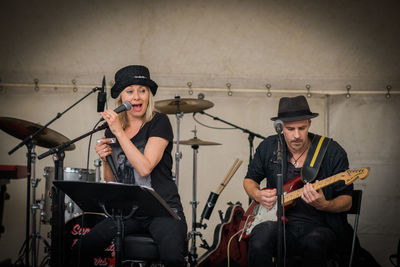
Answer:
top-left (8, 86), bottom-right (102, 267)
top-left (38, 122), bottom-right (109, 267)
top-left (274, 120), bottom-right (285, 267)
top-left (194, 111), bottom-right (266, 205)
top-left (194, 111), bottom-right (266, 164)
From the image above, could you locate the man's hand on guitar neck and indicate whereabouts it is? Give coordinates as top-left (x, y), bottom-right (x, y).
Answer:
top-left (301, 181), bottom-right (329, 210)
top-left (301, 180), bottom-right (353, 213)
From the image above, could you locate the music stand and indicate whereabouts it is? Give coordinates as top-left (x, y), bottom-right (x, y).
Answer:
top-left (53, 180), bottom-right (180, 267)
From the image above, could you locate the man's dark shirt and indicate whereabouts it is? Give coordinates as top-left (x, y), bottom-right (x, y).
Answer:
top-left (245, 132), bottom-right (353, 241)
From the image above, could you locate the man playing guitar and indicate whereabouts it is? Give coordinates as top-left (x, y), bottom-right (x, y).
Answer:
top-left (243, 95), bottom-right (353, 267)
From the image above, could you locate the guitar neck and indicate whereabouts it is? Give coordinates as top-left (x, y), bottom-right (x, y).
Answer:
top-left (283, 173), bottom-right (343, 204)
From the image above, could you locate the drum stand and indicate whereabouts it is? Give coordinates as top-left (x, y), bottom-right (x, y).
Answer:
top-left (30, 145), bottom-right (50, 267)
top-left (173, 95), bottom-right (183, 186)
top-left (187, 130), bottom-right (209, 267)
top-left (15, 143), bottom-right (50, 267)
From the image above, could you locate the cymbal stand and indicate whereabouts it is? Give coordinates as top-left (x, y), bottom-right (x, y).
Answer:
top-left (30, 144), bottom-right (39, 267)
top-left (188, 129), bottom-right (208, 267)
top-left (174, 95), bottom-right (183, 186)
top-left (30, 145), bottom-right (50, 267)
top-left (23, 140), bottom-right (34, 267)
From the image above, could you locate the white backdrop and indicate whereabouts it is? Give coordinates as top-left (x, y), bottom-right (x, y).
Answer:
top-left (1, 0), bottom-right (399, 266)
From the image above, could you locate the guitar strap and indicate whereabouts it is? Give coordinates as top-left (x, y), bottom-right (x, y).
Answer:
top-left (301, 134), bottom-right (332, 183)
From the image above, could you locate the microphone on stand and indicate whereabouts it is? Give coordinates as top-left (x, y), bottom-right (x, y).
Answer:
top-left (274, 119), bottom-right (284, 134)
top-left (97, 76), bottom-right (107, 112)
top-left (98, 100), bottom-right (132, 180)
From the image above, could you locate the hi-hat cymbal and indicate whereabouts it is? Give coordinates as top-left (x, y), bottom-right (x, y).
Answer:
top-left (175, 137), bottom-right (221, 146)
top-left (0, 117), bottom-right (75, 151)
top-left (155, 97), bottom-right (214, 114)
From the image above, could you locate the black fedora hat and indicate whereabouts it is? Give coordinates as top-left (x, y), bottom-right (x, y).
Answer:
top-left (110, 65), bottom-right (158, 98)
top-left (271, 95), bottom-right (319, 122)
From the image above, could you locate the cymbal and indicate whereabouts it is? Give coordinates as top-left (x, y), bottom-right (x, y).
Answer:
top-left (0, 117), bottom-right (75, 151)
top-left (175, 137), bottom-right (221, 146)
top-left (155, 98), bottom-right (214, 114)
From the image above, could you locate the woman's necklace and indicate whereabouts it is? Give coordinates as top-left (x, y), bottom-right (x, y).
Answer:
top-left (291, 145), bottom-right (309, 168)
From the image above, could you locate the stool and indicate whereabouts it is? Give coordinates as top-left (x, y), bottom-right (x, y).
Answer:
top-left (122, 234), bottom-right (161, 266)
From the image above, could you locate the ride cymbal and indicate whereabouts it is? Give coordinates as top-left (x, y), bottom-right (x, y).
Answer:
top-left (175, 137), bottom-right (221, 146)
top-left (0, 117), bottom-right (75, 150)
top-left (155, 97), bottom-right (214, 114)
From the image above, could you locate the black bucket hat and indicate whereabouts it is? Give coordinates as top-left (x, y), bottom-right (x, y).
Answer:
top-left (271, 95), bottom-right (319, 122)
top-left (110, 65), bottom-right (158, 98)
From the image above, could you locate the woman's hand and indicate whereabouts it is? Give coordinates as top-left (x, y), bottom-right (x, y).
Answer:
top-left (95, 137), bottom-right (113, 162)
top-left (100, 109), bottom-right (124, 137)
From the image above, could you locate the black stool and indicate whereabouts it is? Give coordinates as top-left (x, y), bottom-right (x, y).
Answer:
top-left (122, 234), bottom-right (161, 266)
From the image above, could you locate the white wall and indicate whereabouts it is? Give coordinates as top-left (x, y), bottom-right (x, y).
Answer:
top-left (0, 0), bottom-right (399, 266)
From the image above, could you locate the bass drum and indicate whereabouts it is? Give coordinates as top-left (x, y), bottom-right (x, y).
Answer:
top-left (64, 212), bottom-right (115, 267)
top-left (42, 167), bottom-right (96, 223)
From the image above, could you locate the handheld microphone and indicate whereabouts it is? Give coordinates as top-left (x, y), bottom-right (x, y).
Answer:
top-left (273, 120), bottom-right (284, 134)
top-left (99, 101), bottom-right (132, 121)
top-left (97, 76), bottom-right (107, 112)
top-left (106, 154), bottom-right (119, 181)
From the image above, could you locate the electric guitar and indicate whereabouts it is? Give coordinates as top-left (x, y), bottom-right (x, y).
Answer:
top-left (239, 168), bottom-right (370, 240)
top-left (197, 202), bottom-right (248, 267)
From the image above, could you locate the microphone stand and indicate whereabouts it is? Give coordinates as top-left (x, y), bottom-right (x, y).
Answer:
top-left (38, 122), bottom-right (109, 267)
top-left (276, 131), bottom-right (285, 267)
top-left (38, 123), bottom-right (109, 161)
top-left (195, 111), bottom-right (266, 163)
top-left (195, 111), bottom-right (266, 205)
top-left (8, 86), bottom-right (101, 156)
top-left (7, 86), bottom-right (101, 267)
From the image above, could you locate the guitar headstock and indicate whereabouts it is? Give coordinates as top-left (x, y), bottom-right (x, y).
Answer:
top-left (342, 168), bottom-right (370, 185)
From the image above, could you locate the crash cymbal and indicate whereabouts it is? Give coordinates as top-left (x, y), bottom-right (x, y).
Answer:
top-left (0, 117), bottom-right (75, 151)
top-left (175, 137), bottom-right (221, 146)
top-left (155, 97), bottom-right (214, 114)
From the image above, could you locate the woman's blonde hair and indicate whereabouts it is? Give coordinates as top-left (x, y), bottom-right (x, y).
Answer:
top-left (116, 86), bottom-right (155, 130)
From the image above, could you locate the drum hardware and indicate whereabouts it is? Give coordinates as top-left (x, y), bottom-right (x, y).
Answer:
top-left (94, 158), bottom-right (102, 182)
top-left (174, 137), bottom-right (221, 146)
top-left (37, 118), bottom-right (111, 267)
top-left (178, 127), bottom-right (221, 267)
top-left (64, 213), bottom-right (115, 267)
top-left (42, 167), bottom-right (96, 224)
top-left (0, 117), bottom-right (76, 153)
top-left (155, 96), bottom-right (214, 186)
top-left (0, 116), bottom-right (79, 267)
top-left (29, 144), bottom-right (46, 267)
top-left (1, 85), bottom-right (102, 266)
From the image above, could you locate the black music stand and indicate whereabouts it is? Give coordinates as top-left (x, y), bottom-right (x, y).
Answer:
top-left (53, 180), bottom-right (180, 267)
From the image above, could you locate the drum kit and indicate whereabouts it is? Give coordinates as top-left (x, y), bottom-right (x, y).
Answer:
top-left (155, 95), bottom-right (214, 186)
top-left (156, 96), bottom-right (220, 266)
top-left (0, 95), bottom-right (221, 267)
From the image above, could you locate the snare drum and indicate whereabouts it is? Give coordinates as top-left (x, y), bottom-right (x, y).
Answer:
top-left (42, 167), bottom-right (96, 223)
top-left (64, 213), bottom-right (115, 267)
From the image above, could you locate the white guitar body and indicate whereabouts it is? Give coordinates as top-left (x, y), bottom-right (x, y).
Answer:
top-left (242, 202), bottom-right (278, 238)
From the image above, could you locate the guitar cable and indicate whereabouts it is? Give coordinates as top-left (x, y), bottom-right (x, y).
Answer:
top-left (227, 228), bottom-right (244, 267)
